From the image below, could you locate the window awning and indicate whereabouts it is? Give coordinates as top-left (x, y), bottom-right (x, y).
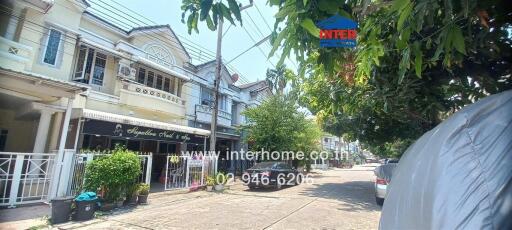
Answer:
top-left (136, 57), bottom-right (191, 81)
top-left (81, 109), bottom-right (210, 136)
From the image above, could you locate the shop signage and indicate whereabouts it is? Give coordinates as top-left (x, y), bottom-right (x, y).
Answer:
top-left (317, 14), bottom-right (358, 48)
top-left (83, 119), bottom-right (206, 144)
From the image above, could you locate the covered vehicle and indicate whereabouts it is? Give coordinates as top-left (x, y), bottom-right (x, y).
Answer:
top-left (380, 90), bottom-right (512, 229)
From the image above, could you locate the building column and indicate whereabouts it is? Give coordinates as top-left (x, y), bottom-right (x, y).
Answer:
top-left (32, 109), bottom-right (53, 153)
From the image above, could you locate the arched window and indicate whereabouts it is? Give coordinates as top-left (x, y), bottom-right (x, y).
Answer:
top-left (145, 44), bottom-right (175, 67)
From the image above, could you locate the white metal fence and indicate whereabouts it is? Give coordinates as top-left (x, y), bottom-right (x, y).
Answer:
top-left (165, 154), bottom-right (217, 190)
top-left (67, 152), bottom-right (152, 196)
top-left (0, 152), bottom-right (56, 207)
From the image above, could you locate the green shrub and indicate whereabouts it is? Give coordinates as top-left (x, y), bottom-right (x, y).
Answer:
top-left (206, 176), bottom-right (215, 186)
top-left (84, 146), bottom-right (141, 202)
top-left (137, 183), bottom-right (150, 195)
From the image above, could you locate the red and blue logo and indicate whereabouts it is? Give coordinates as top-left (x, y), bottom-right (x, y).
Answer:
top-left (318, 14), bottom-right (357, 48)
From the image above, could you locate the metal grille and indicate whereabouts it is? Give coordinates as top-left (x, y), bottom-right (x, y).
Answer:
top-left (67, 152), bottom-right (152, 196)
top-left (0, 152), bottom-right (56, 207)
top-left (165, 154), bottom-right (217, 190)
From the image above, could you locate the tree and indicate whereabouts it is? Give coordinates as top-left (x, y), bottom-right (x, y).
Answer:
top-left (242, 95), bottom-right (322, 167)
top-left (265, 64), bottom-right (295, 94)
top-left (185, 0), bottom-right (512, 157)
top-left (181, 0), bottom-right (244, 34)
top-left (264, 0), bottom-right (511, 157)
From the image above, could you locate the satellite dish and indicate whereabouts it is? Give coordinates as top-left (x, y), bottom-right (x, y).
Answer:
top-left (231, 73), bottom-right (239, 83)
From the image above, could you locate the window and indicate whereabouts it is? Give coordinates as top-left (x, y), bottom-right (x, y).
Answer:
top-left (73, 45), bottom-right (107, 86)
top-left (163, 78), bottom-right (170, 92)
top-left (136, 66), bottom-right (179, 95)
top-left (219, 95), bottom-right (227, 111)
top-left (91, 53), bottom-right (106, 85)
top-left (156, 74), bottom-right (163, 90)
top-left (146, 71), bottom-right (154, 87)
top-left (201, 87), bottom-right (214, 106)
top-left (137, 68), bottom-right (146, 84)
top-left (43, 29), bottom-right (62, 65)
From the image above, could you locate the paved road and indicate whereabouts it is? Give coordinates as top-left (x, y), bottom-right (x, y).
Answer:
top-left (55, 165), bottom-right (381, 230)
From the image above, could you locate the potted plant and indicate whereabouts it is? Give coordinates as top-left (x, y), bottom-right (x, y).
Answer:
top-left (214, 172), bottom-right (227, 191)
top-left (206, 176), bottom-right (215, 192)
top-left (83, 146), bottom-right (142, 211)
top-left (126, 184), bottom-right (138, 205)
top-left (137, 183), bottom-right (150, 204)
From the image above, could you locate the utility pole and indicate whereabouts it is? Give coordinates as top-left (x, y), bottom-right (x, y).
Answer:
top-left (210, 1), bottom-right (253, 152)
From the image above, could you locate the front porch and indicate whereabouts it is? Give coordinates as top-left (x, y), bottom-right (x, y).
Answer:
top-left (0, 67), bottom-right (87, 207)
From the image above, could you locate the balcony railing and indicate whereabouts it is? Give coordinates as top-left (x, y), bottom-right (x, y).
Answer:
top-left (121, 81), bottom-right (185, 106)
top-left (195, 104), bottom-right (232, 127)
top-left (0, 36), bottom-right (33, 71)
top-left (195, 104), bottom-right (231, 119)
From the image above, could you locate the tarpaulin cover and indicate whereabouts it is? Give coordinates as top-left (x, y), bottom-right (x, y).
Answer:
top-left (74, 192), bottom-right (98, 202)
top-left (380, 90), bottom-right (512, 230)
top-left (374, 163), bottom-right (398, 183)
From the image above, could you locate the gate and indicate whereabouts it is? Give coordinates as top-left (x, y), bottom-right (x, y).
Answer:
top-left (0, 152), bottom-right (56, 207)
top-left (67, 151), bottom-right (152, 196)
top-left (164, 154), bottom-right (217, 190)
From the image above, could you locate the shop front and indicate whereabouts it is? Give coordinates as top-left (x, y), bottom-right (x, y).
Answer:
top-left (75, 109), bottom-right (210, 191)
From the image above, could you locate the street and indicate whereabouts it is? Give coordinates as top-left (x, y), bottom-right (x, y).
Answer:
top-left (54, 165), bottom-right (381, 230)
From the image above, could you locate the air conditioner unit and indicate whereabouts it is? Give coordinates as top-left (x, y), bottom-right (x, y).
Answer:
top-left (117, 63), bottom-right (136, 80)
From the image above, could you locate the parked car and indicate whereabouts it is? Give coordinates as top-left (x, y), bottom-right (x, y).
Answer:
top-left (242, 162), bottom-right (299, 190)
top-left (374, 162), bottom-right (398, 205)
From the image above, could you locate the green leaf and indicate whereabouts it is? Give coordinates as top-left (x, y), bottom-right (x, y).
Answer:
top-left (391, 0), bottom-right (410, 11)
top-left (452, 25), bottom-right (466, 55)
top-left (220, 3), bottom-right (235, 24)
top-left (269, 27), bottom-right (288, 58)
top-left (397, 3), bottom-right (412, 31)
top-left (199, 0), bottom-right (213, 21)
top-left (227, 0), bottom-right (242, 24)
top-left (300, 18), bottom-right (320, 38)
top-left (413, 42), bottom-right (422, 77)
top-left (212, 4), bottom-right (219, 26)
top-left (206, 15), bottom-right (215, 30)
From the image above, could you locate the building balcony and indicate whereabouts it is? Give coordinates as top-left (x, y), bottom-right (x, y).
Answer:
top-left (119, 81), bottom-right (186, 116)
top-left (0, 36), bottom-right (34, 71)
top-left (195, 104), bottom-right (232, 127)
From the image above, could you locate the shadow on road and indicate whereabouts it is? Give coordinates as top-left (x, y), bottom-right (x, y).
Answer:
top-left (299, 181), bottom-right (381, 212)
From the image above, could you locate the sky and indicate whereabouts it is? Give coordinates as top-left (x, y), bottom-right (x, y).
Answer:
top-left (88, 0), bottom-right (298, 84)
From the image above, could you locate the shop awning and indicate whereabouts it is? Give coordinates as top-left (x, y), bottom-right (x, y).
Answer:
top-left (82, 109), bottom-right (210, 136)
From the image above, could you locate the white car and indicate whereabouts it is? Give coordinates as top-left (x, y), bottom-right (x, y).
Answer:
top-left (374, 162), bottom-right (398, 205)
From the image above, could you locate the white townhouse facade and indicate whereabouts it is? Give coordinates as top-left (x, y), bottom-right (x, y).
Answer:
top-left (0, 0), bottom-right (267, 205)
top-left (183, 60), bottom-right (270, 173)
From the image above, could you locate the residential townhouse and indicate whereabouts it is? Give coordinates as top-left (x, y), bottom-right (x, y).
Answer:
top-left (183, 61), bottom-right (270, 173)
top-left (0, 0), bottom-right (268, 206)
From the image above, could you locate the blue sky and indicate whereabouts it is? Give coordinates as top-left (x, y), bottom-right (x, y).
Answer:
top-left (89, 0), bottom-right (297, 84)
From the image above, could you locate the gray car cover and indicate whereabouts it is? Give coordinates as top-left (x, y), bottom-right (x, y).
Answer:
top-left (380, 90), bottom-right (512, 230)
top-left (374, 163), bottom-right (398, 182)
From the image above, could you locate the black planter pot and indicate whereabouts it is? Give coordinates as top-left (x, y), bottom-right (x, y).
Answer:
top-left (99, 202), bottom-right (115, 211)
top-left (137, 194), bottom-right (148, 204)
top-left (126, 195), bottom-right (138, 205)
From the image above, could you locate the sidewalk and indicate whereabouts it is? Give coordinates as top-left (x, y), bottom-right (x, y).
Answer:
top-left (0, 204), bottom-right (50, 230)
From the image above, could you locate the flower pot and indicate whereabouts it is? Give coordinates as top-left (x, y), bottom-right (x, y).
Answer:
top-left (137, 194), bottom-right (148, 204)
top-left (100, 202), bottom-right (115, 211)
top-left (214, 184), bottom-right (224, 191)
top-left (115, 200), bottom-right (125, 208)
top-left (126, 195), bottom-right (138, 205)
top-left (206, 185), bottom-right (213, 192)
